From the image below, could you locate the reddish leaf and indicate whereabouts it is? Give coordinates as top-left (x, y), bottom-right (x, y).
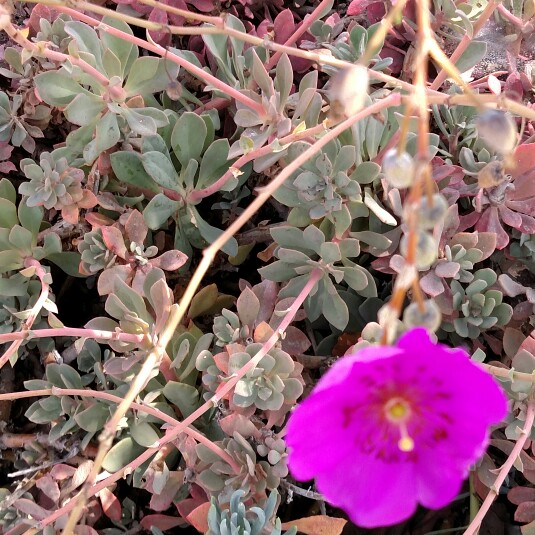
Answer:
top-left (176, 485), bottom-right (209, 521)
top-left (97, 487), bottom-right (122, 522)
top-left (100, 225), bottom-right (128, 259)
top-left (509, 486), bottom-right (535, 505)
top-left (281, 516), bottom-right (347, 535)
top-left (512, 144), bottom-right (535, 183)
top-left (84, 212), bottom-right (115, 228)
top-left (516, 502), bottom-right (535, 524)
top-left (125, 210), bottom-right (148, 245)
top-left (220, 413), bottom-right (260, 438)
top-left (282, 326), bottom-right (312, 356)
top-left (50, 463), bottom-right (77, 480)
top-left (151, 250), bottom-right (188, 270)
top-left (12, 499), bottom-right (50, 520)
top-left (186, 501), bottom-right (211, 533)
top-left (36, 475), bottom-right (60, 504)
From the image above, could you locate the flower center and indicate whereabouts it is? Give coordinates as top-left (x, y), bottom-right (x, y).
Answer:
top-left (384, 397), bottom-right (414, 453)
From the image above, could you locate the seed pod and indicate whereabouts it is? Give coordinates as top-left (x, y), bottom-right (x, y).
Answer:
top-left (382, 149), bottom-right (415, 189)
top-left (414, 193), bottom-right (449, 229)
top-left (476, 110), bottom-right (517, 154)
top-left (477, 160), bottom-right (507, 189)
top-left (403, 299), bottom-right (442, 332)
top-left (328, 65), bottom-right (369, 122)
top-left (400, 230), bottom-right (438, 269)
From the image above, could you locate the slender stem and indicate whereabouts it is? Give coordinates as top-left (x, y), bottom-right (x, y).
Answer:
top-left (0, 260), bottom-right (49, 370)
top-left (188, 121), bottom-right (327, 202)
top-left (430, 0), bottom-right (499, 90)
top-left (265, 0), bottom-right (332, 71)
top-left (0, 387), bottom-right (240, 472)
top-left (31, 269), bottom-right (322, 534)
top-left (2, 21), bottom-right (122, 100)
top-left (0, 328), bottom-right (145, 345)
top-left (463, 402), bottom-right (535, 535)
top-left (165, 93), bottom-right (401, 353)
top-left (23, 0), bottom-right (419, 94)
top-left (118, 0), bottom-right (223, 25)
top-left (54, 6), bottom-right (266, 117)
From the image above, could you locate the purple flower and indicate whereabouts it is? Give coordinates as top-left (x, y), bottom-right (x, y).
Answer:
top-left (285, 328), bottom-right (507, 528)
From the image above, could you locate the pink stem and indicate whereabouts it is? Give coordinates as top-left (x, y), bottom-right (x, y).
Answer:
top-left (496, 4), bottom-right (524, 28)
top-left (3, 24), bottom-right (123, 100)
top-left (55, 6), bottom-right (266, 118)
top-left (0, 328), bottom-right (145, 345)
top-left (188, 121), bottom-right (327, 202)
top-left (0, 387), bottom-right (239, 472)
top-left (35, 268), bottom-right (323, 531)
top-left (464, 402), bottom-right (535, 535)
top-left (265, 0), bottom-right (332, 71)
top-left (0, 260), bottom-right (50, 370)
top-left (430, 0), bottom-right (499, 90)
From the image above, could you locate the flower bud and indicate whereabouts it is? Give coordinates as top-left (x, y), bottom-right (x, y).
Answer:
top-left (477, 160), bottom-right (507, 189)
top-left (414, 193), bottom-right (449, 229)
top-left (328, 65), bottom-right (369, 122)
top-left (382, 149), bottom-right (415, 189)
top-left (403, 299), bottom-right (442, 332)
top-left (400, 231), bottom-right (437, 269)
top-left (476, 110), bottom-right (517, 154)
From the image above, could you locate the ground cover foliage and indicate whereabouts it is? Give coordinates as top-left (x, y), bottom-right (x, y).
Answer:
top-left (0, 0), bottom-right (535, 532)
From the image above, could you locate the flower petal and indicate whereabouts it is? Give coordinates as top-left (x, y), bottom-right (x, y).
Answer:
top-left (316, 454), bottom-right (418, 528)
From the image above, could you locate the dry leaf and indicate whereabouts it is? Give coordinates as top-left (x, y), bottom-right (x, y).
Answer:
top-left (281, 515), bottom-right (347, 535)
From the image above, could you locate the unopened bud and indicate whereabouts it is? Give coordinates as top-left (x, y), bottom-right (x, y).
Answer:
top-left (477, 160), bottom-right (507, 189)
top-left (403, 299), bottom-right (442, 332)
top-left (400, 231), bottom-right (438, 269)
top-left (476, 110), bottom-right (517, 154)
top-left (414, 193), bottom-right (449, 229)
top-left (328, 65), bottom-right (369, 121)
top-left (382, 149), bottom-right (415, 189)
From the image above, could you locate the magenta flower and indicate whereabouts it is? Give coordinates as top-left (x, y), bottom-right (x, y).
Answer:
top-left (285, 328), bottom-right (507, 528)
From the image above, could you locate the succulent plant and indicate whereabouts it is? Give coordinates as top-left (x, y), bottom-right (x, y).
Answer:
top-left (510, 232), bottom-right (535, 273)
top-left (210, 282), bottom-right (311, 358)
top-left (418, 232), bottom-right (496, 297)
top-left (0, 489), bottom-right (37, 530)
top-left (256, 434), bottom-right (288, 480)
top-left (459, 147), bottom-right (535, 250)
top-left (259, 224), bottom-right (376, 331)
top-left (272, 140), bottom-right (380, 237)
top-left (195, 432), bottom-right (281, 504)
top-left (207, 489), bottom-right (296, 535)
top-left (441, 268), bottom-right (513, 340)
top-left (19, 152), bottom-right (97, 224)
top-left (196, 342), bottom-right (304, 417)
top-left (78, 229), bottom-right (118, 275)
top-left (34, 17), bottom-right (178, 164)
top-left (80, 210), bottom-right (187, 295)
top-left (0, 91), bottom-right (49, 153)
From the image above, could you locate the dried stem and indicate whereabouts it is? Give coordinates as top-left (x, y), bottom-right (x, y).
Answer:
top-left (0, 328), bottom-right (145, 345)
top-left (0, 387), bottom-right (240, 472)
top-left (463, 402), bottom-right (535, 535)
top-left (28, 268), bottom-right (323, 534)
